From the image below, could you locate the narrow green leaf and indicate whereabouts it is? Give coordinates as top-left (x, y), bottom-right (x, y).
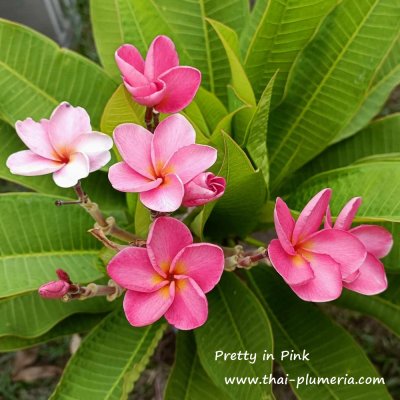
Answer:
top-left (268, 0), bottom-right (400, 188)
top-left (0, 313), bottom-right (107, 352)
top-left (50, 309), bottom-right (166, 400)
top-left (0, 290), bottom-right (114, 338)
top-left (208, 19), bottom-right (256, 107)
top-left (165, 332), bottom-right (230, 400)
top-left (243, 74), bottom-right (275, 187)
top-left (205, 132), bottom-right (266, 238)
top-left (286, 162), bottom-right (400, 223)
top-left (336, 33), bottom-right (400, 141)
top-left (248, 267), bottom-right (391, 400)
top-left (0, 19), bottom-right (116, 127)
top-left (0, 193), bottom-right (104, 298)
top-left (195, 273), bottom-right (274, 400)
top-left (134, 200), bottom-right (151, 238)
top-left (243, 0), bottom-right (338, 103)
top-left (0, 120), bottom-right (126, 214)
top-left (282, 114), bottom-right (400, 193)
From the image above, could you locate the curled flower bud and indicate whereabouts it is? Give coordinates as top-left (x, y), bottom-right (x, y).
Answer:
top-left (182, 172), bottom-right (226, 207)
top-left (6, 102), bottom-right (113, 188)
top-left (38, 280), bottom-right (71, 299)
top-left (115, 36), bottom-right (201, 113)
top-left (56, 268), bottom-right (72, 283)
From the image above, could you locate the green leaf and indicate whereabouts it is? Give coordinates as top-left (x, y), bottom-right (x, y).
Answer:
top-left (205, 132), bottom-right (266, 238)
top-left (268, 0), bottom-right (400, 188)
top-left (0, 313), bottom-right (107, 352)
top-left (134, 200), bottom-right (151, 238)
top-left (90, 0), bottom-right (249, 102)
top-left (0, 289), bottom-right (114, 338)
top-left (101, 84), bottom-right (146, 136)
top-left (208, 19), bottom-right (256, 107)
top-left (50, 309), bottom-right (166, 400)
top-left (242, 0), bottom-right (338, 103)
top-left (335, 278), bottom-right (400, 339)
top-left (191, 87), bottom-right (228, 134)
top-left (0, 18), bottom-right (116, 128)
top-left (243, 74), bottom-right (275, 187)
top-left (282, 114), bottom-right (400, 194)
top-left (0, 120), bottom-right (126, 212)
top-left (336, 32), bottom-right (400, 141)
top-left (248, 267), bottom-right (391, 400)
top-left (286, 162), bottom-right (400, 223)
top-left (0, 193), bottom-right (104, 298)
top-left (195, 273), bottom-right (274, 400)
top-left (165, 332), bottom-right (230, 400)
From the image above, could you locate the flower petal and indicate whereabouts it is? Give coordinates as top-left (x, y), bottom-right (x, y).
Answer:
top-left (334, 197), bottom-right (362, 230)
top-left (140, 173), bottom-right (184, 212)
top-left (113, 123), bottom-right (155, 179)
top-left (343, 253), bottom-right (387, 295)
top-left (151, 114), bottom-right (195, 173)
top-left (350, 225), bottom-right (393, 259)
top-left (301, 229), bottom-right (366, 281)
top-left (124, 79), bottom-right (166, 107)
top-left (268, 239), bottom-right (314, 285)
top-left (170, 244), bottom-right (224, 293)
top-left (6, 150), bottom-right (63, 176)
top-left (49, 102), bottom-right (92, 154)
top-left (144, 35), bottom-right (179, 80)
top-left (147, 216), bottom-right (193, 276)
top-left (73, 132), bottom-right (113, 154)
top-left (274, 198), bottom-right (296, 255)
top-left (290, 252), bottom-right (342, 302)
top-left (107, 247), bottom-right (167, 292)
top-left (115, 44), bottom-right (147, 86)
top-left (108, 162), bottom-right (162, 192)
top-left (163, 144), bottom-right (217, 184)
top-left (52, 152), bottom-right (89, 188)
top-left (87, 151), bottom-right (111, 172)
top-left (123, 284), bottom-right (175, 327)
top-left (156, 66), bottom-right (201, 113)
top-left (292, 188), bottom-right (332, 244)
top-left (164, 278), bottom-right (208, 330)
top-left (324, 206), bottom-right (333, 229)
top-left (15, 118), bottom-right (56, 159)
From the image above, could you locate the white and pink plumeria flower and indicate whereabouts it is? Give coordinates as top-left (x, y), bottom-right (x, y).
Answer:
top-left (6, 102), bottom-right (113, 188)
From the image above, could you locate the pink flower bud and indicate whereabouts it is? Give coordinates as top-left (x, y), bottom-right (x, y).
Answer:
top-left (56, 268), bottom-right (72, 283)
top-left (38, 280), bottom-right (70, 299)
top-left (182, 172), bottom-right (226, 207)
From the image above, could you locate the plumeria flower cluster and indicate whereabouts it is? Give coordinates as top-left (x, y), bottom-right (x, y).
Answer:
top-left (7, 35), bottom-right (227, 330)
top-left (5, 34), bottom-right (393, 332)
top-left (269, 189), bottom-right (392, 302)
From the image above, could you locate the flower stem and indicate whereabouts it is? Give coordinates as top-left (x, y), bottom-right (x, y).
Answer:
top-left (56, 181), bottom-right (139, 243)
top-left (145, 107), bottom-right (154, 131)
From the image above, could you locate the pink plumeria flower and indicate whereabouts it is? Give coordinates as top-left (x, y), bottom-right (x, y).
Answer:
top-left (182, 172), bottom-right (226, 207)
top-left (268, 189), bottom-right (367, 302)
top-left (325, 198), bottom-right (392, 295)
top-left (107, 217), bottom-right (224, 330)
top-left (38, 280), bottom-right (70, 299)
top-left (116, 35), bottom-right (201, 113)
top-left (6, 102), bottom-right (113, 188)
top-left (108, 114), bottom-right (217, 212)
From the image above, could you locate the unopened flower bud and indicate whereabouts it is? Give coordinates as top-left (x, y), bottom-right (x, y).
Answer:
top-left (183, 172), bottom-right (226, 207)
top-left (38, 280), bottom-right (71, 299)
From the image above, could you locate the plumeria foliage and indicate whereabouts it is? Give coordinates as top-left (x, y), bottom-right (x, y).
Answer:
top-left (0, 0), bottom-right (399, 398)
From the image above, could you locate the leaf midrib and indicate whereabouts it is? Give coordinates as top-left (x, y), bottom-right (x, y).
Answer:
top-left (0, 250), bottom-right (98, 261)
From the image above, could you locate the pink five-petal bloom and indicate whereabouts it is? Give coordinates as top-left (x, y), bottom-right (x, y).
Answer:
top-left (325, 198), bottom-right (392, 295)
top-left (115, 36), bottom-right (201, 113)
top-left (108, 114), bottom-right (217, 212)
top-left (182, 172), bottom-right (226, 207)
top-left (268, 189), bottom-right (367, 302)
top-left (107, 217), bottom-right (224, 330)
top-left (6, 102), bottom-right (113, 188)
